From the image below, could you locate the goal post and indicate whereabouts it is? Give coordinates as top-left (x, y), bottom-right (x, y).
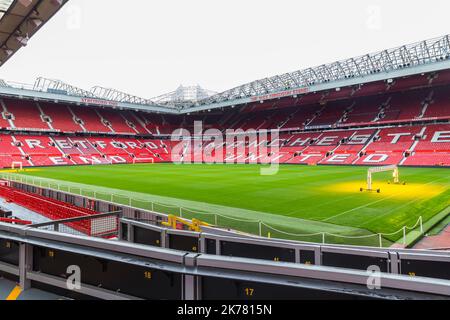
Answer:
top-left (11, 162), bottom-right (23, 171)
top-left (89, 158), bottom-right (112, 165)
top-left (132, 158), bottom-right (154, 164)
top-left (362, 165), bottom-right (400, 192)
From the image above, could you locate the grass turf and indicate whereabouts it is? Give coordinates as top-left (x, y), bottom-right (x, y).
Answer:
top-left (17, 164), bottom-right (450, 246)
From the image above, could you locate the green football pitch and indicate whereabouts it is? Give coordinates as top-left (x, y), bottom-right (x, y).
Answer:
top-left (18, 164), bottom-right (450, 246)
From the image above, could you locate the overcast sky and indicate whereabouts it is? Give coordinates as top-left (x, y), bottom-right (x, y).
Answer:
top-left (0, 0), bottom-right (448, 98)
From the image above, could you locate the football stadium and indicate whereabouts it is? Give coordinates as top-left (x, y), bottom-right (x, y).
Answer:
top-left (0, 0), bottom-right (449, 302)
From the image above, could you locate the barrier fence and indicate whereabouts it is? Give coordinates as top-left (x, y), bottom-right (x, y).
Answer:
top-left (30, 211), bottom-right (121, 237)
top-left (0, 172), bottom-right (425, 248)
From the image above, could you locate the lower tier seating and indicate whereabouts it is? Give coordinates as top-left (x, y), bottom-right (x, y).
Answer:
top-left (0, 123), bottom-right (447, 168)
top-left (0, 185), bottom-right (101, 235)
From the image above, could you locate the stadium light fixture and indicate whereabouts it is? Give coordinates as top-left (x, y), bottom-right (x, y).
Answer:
top-left (3, 47), bottom-right (13, 56)
top-left (15, 35), bottom-right (29, 46)
top-left (19, 0), bottom-right (33, 6)
top-left (30, 18), bottom-right (43, 28)
top-left (50, 0), bottom-right (64, 6)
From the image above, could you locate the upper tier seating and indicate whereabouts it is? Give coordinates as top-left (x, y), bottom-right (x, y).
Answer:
top-left (40, 103), bottom-right (83, 132)
top-left (71, 106), bottom-right (111, 133)
top-left (308, 101), bottom-right (349, 127)
top-left (422, 87), bottom-right (450, 119)
top-left (0, 101), bottom-right (12, 128)
top-left (98, 109), bottom-right (137, 134)
top-left (383, 91), bottom-right (428, 121)
top-left (237, 110), bottom-right (276, 131)
top-left (4, 99), bottom-right (49, 130)
top-left (140, 113), bottom-right (165, 134)
top-left (281, 104), bottom-right (321, 129)
top-left (0, 81), bottom-right (448, 136)
top-left (122, 111), bottom-right (150, 134)
top-left (343, 96), bottom-right (385, 125)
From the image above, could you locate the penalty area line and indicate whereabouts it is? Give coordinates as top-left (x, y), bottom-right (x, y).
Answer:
top-left (322, 177), bottom-right (448, 223)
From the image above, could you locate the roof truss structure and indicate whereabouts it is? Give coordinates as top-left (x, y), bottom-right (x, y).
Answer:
top-left (0, 34), bottom-right (449, 114)
top-left (198, 35), bottom-right (450, 107)
top-left (90, 86), bottom-right (155, 106)
top-left (33, 77), bottom-right (97, 98)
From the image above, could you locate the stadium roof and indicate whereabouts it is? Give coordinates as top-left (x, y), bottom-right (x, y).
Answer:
top-left (189, 34), bottom-right (450, 113)
top-left (152, 85), bottom-right (217, 108)
top-left (0, 34), bottom-right (449, 114)
top-left (0, 0), bottom-right (68, 67)
top-left (0, 0), bottom-right (14, 19)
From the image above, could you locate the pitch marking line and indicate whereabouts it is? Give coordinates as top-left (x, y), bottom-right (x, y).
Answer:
top-left (322, 177), bottom-right (449, 223)
top-left (358, 190), bottom-right (442, 229)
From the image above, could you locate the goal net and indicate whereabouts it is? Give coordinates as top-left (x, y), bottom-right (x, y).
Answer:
top-left (133, 158), bottom-right (154, 164)
top-left (11, 162), bottom-right (23, 171)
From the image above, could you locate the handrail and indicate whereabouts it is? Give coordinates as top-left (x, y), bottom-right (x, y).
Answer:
top-left (0, 218), bottom-right (32, 225)
top-left (30, 211), bottom-right (122, 228)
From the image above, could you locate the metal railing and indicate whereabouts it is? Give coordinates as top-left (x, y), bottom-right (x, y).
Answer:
top-left (1, 221), bottom-right (449, 299)
top-left (29, 211), bottom-right (122, 238)
top-left (0, 172), bottom-right (427, 248)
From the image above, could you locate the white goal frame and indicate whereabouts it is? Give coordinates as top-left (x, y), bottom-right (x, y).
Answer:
top-left (89, 158), bottom-right (112, 165)
top-left (132, 158), bottom-right (155, 164)
top-left (11, 162), bottom-right (23, 171)
top-left (367, 165), bottom-right (399, 191)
